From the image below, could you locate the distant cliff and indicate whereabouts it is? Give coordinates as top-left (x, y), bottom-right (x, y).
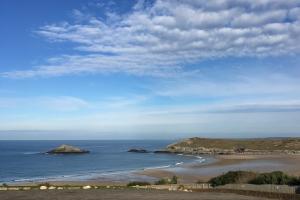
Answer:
top-left (165, 137), bottom-right (300, 155)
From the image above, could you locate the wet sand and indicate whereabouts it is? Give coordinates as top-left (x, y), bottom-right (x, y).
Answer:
top-left (0, 189), bottom-right (272, 200)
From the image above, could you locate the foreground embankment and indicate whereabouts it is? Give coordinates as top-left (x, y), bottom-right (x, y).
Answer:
top-left (1, 182), bottom-right (299, 200)
top-left (0, 188), bottom-right (288, 200)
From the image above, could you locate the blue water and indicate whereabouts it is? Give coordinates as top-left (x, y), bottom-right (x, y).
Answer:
top-left (0, 140), bottom-right (203, 183)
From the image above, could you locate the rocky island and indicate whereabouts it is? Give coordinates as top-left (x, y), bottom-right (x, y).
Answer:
top-left (46, 144), bottom-right (90, 154)
top-left (163, 137), bottom-right (300, 155)
top-left (128, 148), bottom-right (150, 153)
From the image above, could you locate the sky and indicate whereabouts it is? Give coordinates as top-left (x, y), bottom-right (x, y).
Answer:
top-left (0, 0), bottom-right (300, 140)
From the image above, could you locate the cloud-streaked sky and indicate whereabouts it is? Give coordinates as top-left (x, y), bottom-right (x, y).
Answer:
top-left (0, 0), bottom-right (300, 139)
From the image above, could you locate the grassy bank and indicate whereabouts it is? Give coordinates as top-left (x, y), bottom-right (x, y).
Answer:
top-left (168, 137), bottom-right (300, 152)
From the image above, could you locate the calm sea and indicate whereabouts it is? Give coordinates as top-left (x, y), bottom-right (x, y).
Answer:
top-left (0, 140), bottom-right (205, 183)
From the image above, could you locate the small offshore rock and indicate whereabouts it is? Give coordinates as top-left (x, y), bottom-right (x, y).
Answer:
top-left (128, 148), bottom-right (150, 153)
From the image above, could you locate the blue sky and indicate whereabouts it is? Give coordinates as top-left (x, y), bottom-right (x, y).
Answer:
top-left (1, 0), bottom-right (300, 139)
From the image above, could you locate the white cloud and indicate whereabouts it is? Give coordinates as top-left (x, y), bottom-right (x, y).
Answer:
top-left (2, 0), bottom-right (300, 78)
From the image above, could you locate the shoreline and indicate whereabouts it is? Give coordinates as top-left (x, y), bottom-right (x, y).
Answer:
top-left (5, 170), bottom-right (156, 186)
top-left (3, 153), bottom-right (300, 186)
top-left (3, 153), bottom-right (209, 185)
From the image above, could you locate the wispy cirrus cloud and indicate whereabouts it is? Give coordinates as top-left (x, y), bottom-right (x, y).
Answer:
top-left (0, 96), bottom-right (89, 111)
top-left (1, 0), bottom-right (300, 78)
top-left (0, 95), bottom-right (148, 112)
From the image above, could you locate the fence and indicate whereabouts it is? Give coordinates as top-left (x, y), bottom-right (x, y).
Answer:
top-left (140, 183), bottom-right (299, 194)
top-left (215, 184), bottom-right (299, 194)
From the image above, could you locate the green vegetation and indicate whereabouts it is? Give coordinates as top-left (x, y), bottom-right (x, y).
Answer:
top-left (127, 181), bottom-right (151, 187)
top-left (209, 171), bottom-right (257, 187)
top-left (209, 171), bottom-right (300, 187)
top-left (155, 176), bottom-right (178, 185)
top-left (169, 137), bottom-right (300, 151)
top-left (171, 176), bottom-right (178, 184)
top-left (2, 183), bottom-right (8, 187)
top-left (249, 171), bottom-right (300, 186)
top-left (155, 178), bottom-right (168, 185)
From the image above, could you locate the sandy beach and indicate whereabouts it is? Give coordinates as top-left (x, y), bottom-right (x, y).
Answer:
top-left (137, 154), bottom-right (300, 183)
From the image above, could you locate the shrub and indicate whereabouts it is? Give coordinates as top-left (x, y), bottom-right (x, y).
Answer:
top-left (155, 178), bottom-right (168, 185)
top-left (249, 171), bottom-right (300, 185)
top-left (127, 181), bottom-right (151, 187)
top-left (155, 176), bottom-right (178, 185)
top-left (209, 171), bottom-right (257, 187)
top-left (170, 176), bottom-right (178, 184)
top-left (209, 170), bottom-right (300, 187)
top-left (288, 177), bottom-right (300, 186)
top-left (2, 183), bottom-right (8, 187)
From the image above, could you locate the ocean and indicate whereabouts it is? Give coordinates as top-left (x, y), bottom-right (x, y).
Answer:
top-left (0, 140), bottom-right (206, 183)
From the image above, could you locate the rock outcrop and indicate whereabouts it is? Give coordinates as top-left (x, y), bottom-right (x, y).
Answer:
top-left (46, 144), bottom-right (90, 154)
top-left (153, 150), bottom-right (172, 154)
top-left (128, 148), bottom-right (150, 153)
